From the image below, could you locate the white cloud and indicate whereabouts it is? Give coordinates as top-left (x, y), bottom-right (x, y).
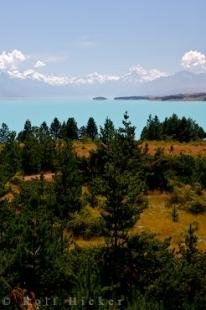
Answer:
top-left (181, 50), bottom-right (206, 72)
top-left (34, 60), bottom-right (46, 68)
top-left (0, 49), bottom-right (27, 70)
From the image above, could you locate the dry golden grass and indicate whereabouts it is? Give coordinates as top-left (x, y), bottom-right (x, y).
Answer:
top-left (74, 140), bottom-right (206, 158)
top-left (0, 180), bottom-right (20, 202)
top-left (140, 140), bottom-right (206, 156)
top-left (75, 191), bottom-right (206, 250)
top-left (132, 191), bottom-right (206, 250)
top-left (74, 237), bottom-right (104, 248)
top-left (72, 140), bottom-right (206, 251)
top-left (73, 140), bottom-right (97, 158)
top-left (74, 140), bottom-right (206, 159)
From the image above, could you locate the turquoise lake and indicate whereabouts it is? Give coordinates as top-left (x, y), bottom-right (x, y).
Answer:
top-left (1, 99), bottom-right (206, 137)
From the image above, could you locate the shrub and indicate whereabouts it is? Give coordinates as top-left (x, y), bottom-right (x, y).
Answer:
top-left (167, 183), bottom-right (206, 214)
top-left (69, 206), bottom-right (102, 238)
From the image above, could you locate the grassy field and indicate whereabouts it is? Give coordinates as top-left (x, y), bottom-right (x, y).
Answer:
top-left (75, 191), bottom-right (206, 250)
top-left (140, 140), bottom-right (206, 156)
top-left (133, 191), bottom-right (206, 251)
top-left (73, 140), bottom-right (206, 157)
top-left (73, 140), bottom-right (97, 157)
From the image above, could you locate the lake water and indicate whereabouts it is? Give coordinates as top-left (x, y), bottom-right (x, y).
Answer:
top-left (1, 98), bottom-right (206, 137)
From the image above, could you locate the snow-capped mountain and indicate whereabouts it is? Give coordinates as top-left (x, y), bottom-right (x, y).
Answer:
top-left (0, 70), bottom-right (206, 98)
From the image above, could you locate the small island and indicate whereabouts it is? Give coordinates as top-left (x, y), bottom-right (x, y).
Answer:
top-left (93, 97), bottom-right (107, 100)
top-left (114, 96), bottom-right (149, 100)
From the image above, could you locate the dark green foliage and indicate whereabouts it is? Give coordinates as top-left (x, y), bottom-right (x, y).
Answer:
top-left (141, 114), bottom-right (206, 142)
top-left (180, 223), bottom-right (198, 263)
top-left (53, 143), bottom-right (82, 220)
top-left (65, 117), bottom-right (79, 140)
top-left (18, 119), bottom-right (32, 142)
top-left (86, 117), bottom-right (98, 140)
top-left (100, 117), bottom-right (115, 144)
top-left (72, 249), bottom-right (102, 305)
top-left (21, 134), bottom-right (41, 174)
top-left (38, 121), bottom-right (50, 143)
top-left (0, 123), bottom-right (15, 143)
top-left (146, 148), bottom-right (170, 190)
top-left (0, 139), bottom-right (21, 176)
top-left (167, 183), bottom-right (206, 215)
top-left (0, 181), bottom-right (73, 299)
top-left (1, 113), bottom-right (206, 309)
top-left (100, 163), bottom-right (146, 249)
top-left (50, 117), bottom-right (62, 139)
top-left (69, 206), bottom-right (102, 238)
top-left (79, 125), bottom-right (87, 139)
top-left (88, 112), bottom-right (147, 250)
top-left (52, 143), bottom-right (82, 251)
top-left (141, 114), bottom-right (162, 140)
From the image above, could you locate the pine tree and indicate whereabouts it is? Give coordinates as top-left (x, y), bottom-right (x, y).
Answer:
top-left (18, 119), bottom-right (33, 142)
top-left (66, 117), bottom-right (79, 140)
top-left (38, 121), bottom-right (50, 143)
top-left (141, 115), bottom-right (162, 140)
top-left (100, 117), bottom-right (115, 144)
top-left (50, 117), bottom-right (62, 140)
top-left (53, 143), bottom-right (82, 250)
top-left (79, 125), bottom-right (87, 139)
top-left (86, 117), bottom-right (98, 140)
top-left (91, 113), bottom-right (147, 249)
top-left (183, 223), bottom-right (198, 263)
top-left (112, 111), bottom-right (143, 174)
top-left (0, 123), bottom-right (11, 143)
top-left (101, 162), bottom-right (146, 249)
top-left (7, 180), bottom-right (71, 297)
top-left (21, 134), bottom-right (41, 174)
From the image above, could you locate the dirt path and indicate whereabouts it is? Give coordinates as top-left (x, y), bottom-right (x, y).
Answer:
top-left (23, 172), bottom-right (55, 182)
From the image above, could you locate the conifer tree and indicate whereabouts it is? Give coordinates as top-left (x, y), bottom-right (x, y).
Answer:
top-left (66, 117), bottom-right (79, 140)
top-left (91, 113), bottom-right (147, 249)
top-left (18, 119), bottom-right (33, 142)
top-left (101, 162), bottom-right (146, 249)
top-left (38, 121), bottom-right (50, 142)
top-left (182, 223), bottom-right (198, 263)
top-left (0, 123), bottom-right (11, 143)
top-left (79, 125), bottom-right (87, 139)
top-left (50, 117), bottom-right (62, 140)
top-left (100, 117), bottom-right (115, 145)
top-left (53, 143), bottom-right (82, 250)
top-left (86, 117), bottom-right (98, 140)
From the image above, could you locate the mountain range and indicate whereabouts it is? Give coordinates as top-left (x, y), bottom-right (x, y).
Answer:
top-left (0, 70), bottom-right (206, 98)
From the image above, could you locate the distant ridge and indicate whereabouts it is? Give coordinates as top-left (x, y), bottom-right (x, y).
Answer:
top-left (114, 93), bottom-right (206, 101)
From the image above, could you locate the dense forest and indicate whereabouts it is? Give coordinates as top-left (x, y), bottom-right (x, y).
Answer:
top-left (1, 113), bottom-right (206, 309)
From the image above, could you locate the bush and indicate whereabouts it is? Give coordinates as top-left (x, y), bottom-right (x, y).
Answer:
top-left (167, 183), bottom-right (206, 214)
top-left (188, 199), bottom-right (206, 214)
top-left (69, 206), bottom-right (102, 238)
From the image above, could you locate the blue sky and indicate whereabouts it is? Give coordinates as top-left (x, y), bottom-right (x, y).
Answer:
top-left (0, 0), bottom-right (205, 86)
